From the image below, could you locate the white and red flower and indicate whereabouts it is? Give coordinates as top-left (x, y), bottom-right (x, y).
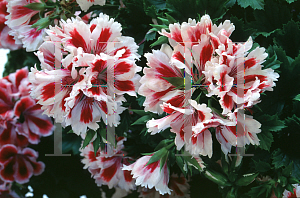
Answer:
top-left (282, 184), bottom-right (300, 198)
top-left (80, 137), bottom-right (135, 191)
top-left (29, 14), bottom-right (141, 136)
top-left (122, 154), bottom-right (171, 195)
top-left (5, 0), bottom-right (46, 51)
top-left (0, 144), bottom-right (44, 184)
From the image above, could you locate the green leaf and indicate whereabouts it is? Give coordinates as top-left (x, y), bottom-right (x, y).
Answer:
top-left (31, 17), bottom-right (51, 31)
top-left (161, 77), bottom-right (184, 88)
top-left (146, 148), bottom-right (167, 166)
top-left (176, 156), bottom-right (186, 177)
top-left (236, 173), bottom-right (259, 186)
top-left (181, 154), bottom-right (203, 171)
top-left (92, 134), bottom-right (101, 155)
top-left (160, 151), bottom-right (169, 171)
top-left (286, 0), bottom-right (297, 3)
top-left (282, 162), bottom-right (293, 177)
top-left (258, 114), bottom-right (286, 132)
top-left (204, 169), bottom-right (230, 187)
top-left (245, 183), bottom-right (272, 198)
top-left (145, 0), bottom-right (166, 10)
top-left (150, 36), bottom-right (168, 47)
top-left (131, 115), bottom-right (152, 125)
top-left (157, 17), bottom-right (169, 25)
top-left (81, 130), bottom-right (96, 149)
top-left (150, 24), bottom-right (169, 31)
top-left (237, 0), bottom-right (264, 9)
top-left (24, 2), bottom-right (45, 10)
top-left (263, 46), bottom-right (282, 70)
top-left (274, 185), bottom-right (285, 198)
top-left (257, 130), bottom-right (273, 151)
top-left (225, 0), bottom-right (236, 8)
top-left (272, 148), bottom-right (291, 169)
top-left (137, 43), bottom-right (144, 56)
top-left (274, 20), bottom-right (300, 59)
top-left (155, 139), bottom-right (173, 151)
top-left (165, 13), bottom-right (176, 24)
top-left (293, 94), bottom-right (300, 102)
top-left (253, 160), bottom-right (271, 172)
top-left (229, 16), bottom-right (255, 42)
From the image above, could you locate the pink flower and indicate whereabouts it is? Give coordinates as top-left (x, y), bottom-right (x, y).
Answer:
top-left (0, 144), bottom-right (44, 184)
top-left (122, 155), bottom-right (171, 195)
top-left (29, 14), bottom-right (141, 135)
top-left (80, 137), bottom-right (135, 191)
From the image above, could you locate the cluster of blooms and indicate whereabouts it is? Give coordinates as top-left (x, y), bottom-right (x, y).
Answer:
top-left (80, 137), bottom-right (191, 197)
top-left (28, 13), bottom-right (141, 136)
top-left (139, 15), bottom-right (279, 157)
top-left (0, 0), bottom-right (21, 50)
top-left (0, 68), bottom-right (54, 196)
top-left (5, 0), bottom-right (46, 51)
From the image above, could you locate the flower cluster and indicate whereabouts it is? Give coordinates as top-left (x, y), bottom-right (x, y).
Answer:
top-left (0, 0), bottom-right (21, 50)
top-left (29, 14), bottom-right (141, 136)
top-left (139, 15), bottom-right (279, 157)
top-left (80, 137), bottom-right (135, 191)
top-left (0, 68), bottom-right (53, 194)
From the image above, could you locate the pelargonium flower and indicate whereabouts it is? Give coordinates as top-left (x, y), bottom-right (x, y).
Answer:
top-left (0, 0), bottom-right (21, 50)
top-left (138, 174), bottom-right (190, 198)
top-left (203, 38), bottom-right (279, 115)
top-left (0, 67), bottom-right (53, 145)
top-left (80, 137), bottom-right (135, 191)
top-left (122, 154), bottom-right (171, 195)
top-left (5, 0), bottom-right (46, 51)
top-left (0, 144), bottom-right (45, 184)
top-left (76, 0), bottom-right (105, 12)
top-left (29, 14), bottom-right (141, 136)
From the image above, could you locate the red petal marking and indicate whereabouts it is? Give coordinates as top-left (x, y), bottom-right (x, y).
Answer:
top-left (115, 80), bottom-right (134, 91)
top-left (222, 55), bottom-right (228, 65)
top-left (226, 125), bottom-right (237, 136)
top-left (16, 134), bottom-right (29, 148)
top-left (41, 82), bottom-right (55, 101)
top-left (80, 98), bottom-right (94, 123)
top-left (90, 24), bottom-right (96, 32)
top-left (92, 59), bottom-right (107, 73)
top-left (68, 28), bottom-right (88, 52)
top-left (114, 46), bottom-right (131, 59)
top-left (173, 51), bottom-right (185, 63)
top-left (43, 50), bottom-right (55, 68)
top-left (30, 161), bottom-right (44, 175)
top-left (197, 110), bottom-right (205, 122)
top-left (166, 94), bottom-right (184, 108)
top-left (0, 125), bottom-right (12, 145)
top-left (15, 68), bottom-right (27, 88)
top-left (14, 97), bottom-right (35, 117)
top-left (219, 71), bottom-right (227, 92)
top-left (222, 93), bottom-right (233, 110)
top-left (191, 135), bottom-right (197, 144)
top-left (88, 151), bottom-right (97, 162)
top-left (244, 58), bottom-right (257, 69)
top-left (94, 27), bottom-right (112, 54)
top-left (115, 61), bottom-right (131, 75)
top-left (162, 106), bottom-right (174, 114)
top-left (27, 115), bottom-right (53, 135)
top-left (171, 28), bottom-right (183, 44)
top-left (288, 189), bottom-right (297, 198)
top-left (123, 170), bottom-right (133, 182)
top-left (144, 160), bottom-right (159, 173)
top-left (0, 145), bottom-right (17, 163)
top-left (88, 77), bottom-right (101, 96)
top-left (210, 36), bottom-right (220, 49)
top-left (99, 101), bottom-right (107, 114)
top-left (28, 129), bottom-right (40, 144)
top-left (200, 44), bottom-right (213, 68)
top-left (11, 6), bottom-right (36, 20)
top-left (233, 45), bottom-right (237, 54)
top-left (0, 158), bottom-right (15, 181)
top-left (16, 157), bottom-right (30, 182)
top-left (244, 75), bottom-right (267, 84)
top-left (156, 62), bottom-right (179, 78)
top-left (217, 128), bottom-right (229, 143)
top-left (179, 126), bottom-right (184, 141)
top-left (101, 162), bottom-right (118, 182)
